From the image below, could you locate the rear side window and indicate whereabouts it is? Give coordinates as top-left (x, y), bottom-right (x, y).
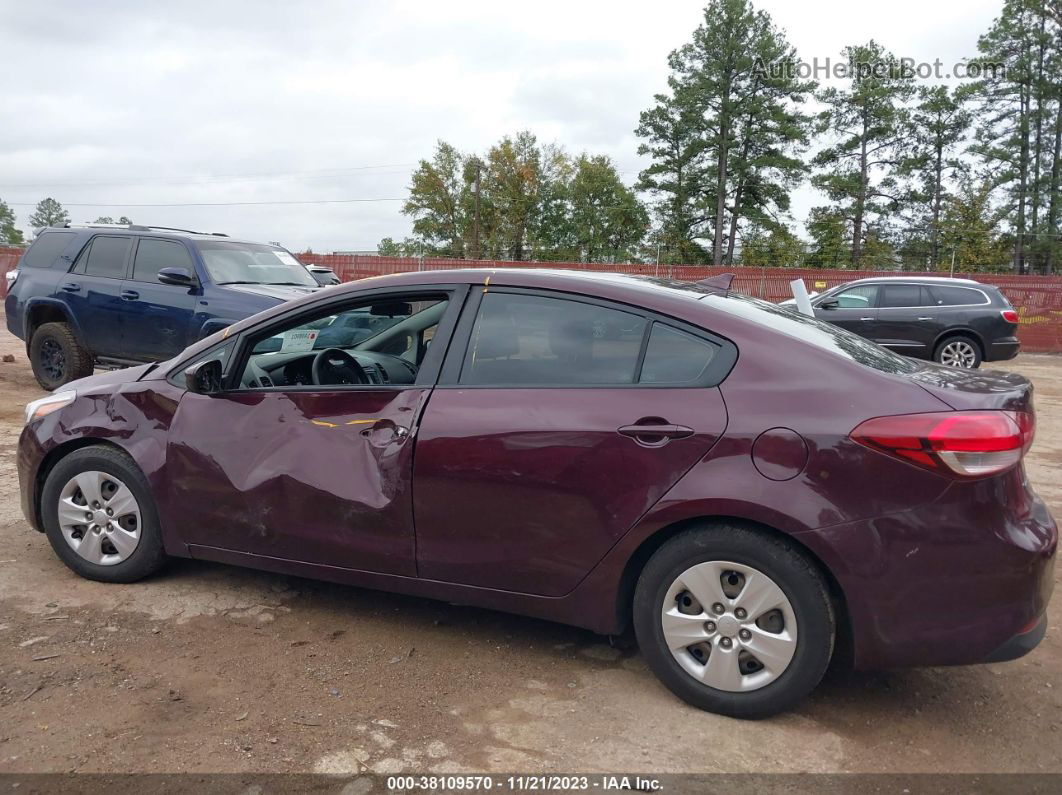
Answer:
top-left (461, 292), bottom-right (647, 385)
top-left (21, 231), bottom-right (75, 268)
top-left (74, 236), bottom-right (131, 279)
top-left (132, 238), bottom-right (194, 283)
top-left (927, 285), bottom-right (988, 306)
top-left (880, 284), bottom-right (928, 308)
top-left (640, 324), bottom-right (716, 384)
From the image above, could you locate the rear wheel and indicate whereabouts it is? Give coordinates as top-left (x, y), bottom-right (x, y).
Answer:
top-left (29, 322), bottom-right (93, 389)
top-left (934, 336), bottom-right (982, 369)
top-left (41, 446), bottom-right (167, 583)
top-left (633, 523), bottom-right (834, 719)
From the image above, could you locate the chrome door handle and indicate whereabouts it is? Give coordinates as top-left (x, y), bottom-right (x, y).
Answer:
top-left (120, 289), bottom-right (140, 300)
top-left (60, 282), bottom-right (81, 292)
top-left (618, 422), bottom-right (695, 446)
top-left (917, 317), bottom-right (932, 321)
top-left (860, 317), bottom-right (874, 321)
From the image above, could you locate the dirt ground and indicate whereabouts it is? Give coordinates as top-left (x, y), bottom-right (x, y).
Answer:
top-left (0, 322), bottom-right (1059, 777)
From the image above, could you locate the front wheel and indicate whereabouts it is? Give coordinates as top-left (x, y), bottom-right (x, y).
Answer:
top-left (41, 445), bottom-right (167, 583)
top-left (633, 524), bottom-right (835, 719)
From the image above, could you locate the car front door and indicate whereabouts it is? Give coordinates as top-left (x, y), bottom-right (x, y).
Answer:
top-left (62, 235), bottom-right (133, 357)
top-left (120, 237), bottom-right (199, 360)
top-left (162, 286), bottom-right (464, 575)
top-left (813, 284), bottom-right (879, 338)
top-left (412, 288), bottom-right (733, 597)
top-left (874, 283), bottom-right (937, 356)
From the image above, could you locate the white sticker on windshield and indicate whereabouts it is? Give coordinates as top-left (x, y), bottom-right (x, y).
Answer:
top-left (274, 251), bottom-right (301, 267)
top-left (280, 329), bottom-right (319, 352)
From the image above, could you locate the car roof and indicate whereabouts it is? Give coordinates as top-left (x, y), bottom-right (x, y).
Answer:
top-left (836, 275), bottom-right (985, 287)
top-left (49, 224), bottom-right (274, 248)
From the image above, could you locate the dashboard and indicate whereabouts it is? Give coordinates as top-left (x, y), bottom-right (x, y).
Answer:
top-left (242, 349), bottom-right (418, 389)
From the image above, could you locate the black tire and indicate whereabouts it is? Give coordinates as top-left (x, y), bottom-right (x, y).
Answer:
top-left (29, 322), bottom-right (94, 389)
top-left (633, 523), bottom-right (834, 719)
top-left (41, 445), bottom-right (167, 583)
top-left (933, 335), bottom-right (983, 369)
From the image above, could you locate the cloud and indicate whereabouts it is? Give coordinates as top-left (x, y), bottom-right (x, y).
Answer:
top-left (0, 0), bottom-right (1000, 251)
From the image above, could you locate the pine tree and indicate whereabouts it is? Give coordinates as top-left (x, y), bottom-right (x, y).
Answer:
top-left (28, 197), bottom-right (69, 229)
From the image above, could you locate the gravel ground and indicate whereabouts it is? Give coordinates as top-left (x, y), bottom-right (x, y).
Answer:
top-left (0, 320), bottom-right (1059, 775)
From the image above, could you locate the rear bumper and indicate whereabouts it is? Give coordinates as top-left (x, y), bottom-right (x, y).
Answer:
top-left (986, 337), bottom-right (1021, 361)
top-left (795, 471), bottom-right (1056, 670)
top-left (983, 613), bottom-right (1047, 663)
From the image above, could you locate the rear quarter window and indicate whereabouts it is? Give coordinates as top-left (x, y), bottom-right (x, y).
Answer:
top-left (927, 285), bottom-right (989, 306)
top-left (20, 231), bottom-right (76, 268)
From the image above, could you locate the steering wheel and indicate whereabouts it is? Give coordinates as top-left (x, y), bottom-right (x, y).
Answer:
top-left (311, 348), bottom-right (368, 386)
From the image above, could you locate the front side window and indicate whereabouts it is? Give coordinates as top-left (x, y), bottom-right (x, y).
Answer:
top-left (461, 293), bottom-right (647, 386)
top-left (237, 294), bottom-right (449, 389)
top-left (830, 285), bottom-right (878, 308)
top-left (75, 236), bottom-right (131, 279)
top-left (132, 238), bottom-right (195, 283)
top-left (196, 241), bottom-right (317, 287)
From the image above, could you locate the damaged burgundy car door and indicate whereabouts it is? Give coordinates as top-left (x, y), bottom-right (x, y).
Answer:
top-left (162, 291), bottom-right (461, 575)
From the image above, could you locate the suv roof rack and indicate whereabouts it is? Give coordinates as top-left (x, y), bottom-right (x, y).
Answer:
top-left (63, 222), bottom-right (228, 237)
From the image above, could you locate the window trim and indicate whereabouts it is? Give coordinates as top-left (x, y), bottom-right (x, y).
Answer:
top-left (129, 236), bottom-right (200, 286)
top-left (69, 234), bottom-right (134, 280)
top-left (439, 286), bottom-right (737, 389)
top-left (823, 281), bottom-right (992, 309)
top-left (215, 284), bottom-right (469, 394)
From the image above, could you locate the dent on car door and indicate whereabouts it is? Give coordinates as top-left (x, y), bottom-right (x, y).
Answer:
top-left (162, 288), bottom-right (464, 575)
top-left (412, 289), bottom-right (732, 597)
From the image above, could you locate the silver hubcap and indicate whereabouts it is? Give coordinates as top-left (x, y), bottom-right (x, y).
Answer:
top-left (939, 340), bottom-right (977, 368)
top-left (57, 471), bottom-right (141, 566)
top-left (661, 560), bottom-right (797, 692)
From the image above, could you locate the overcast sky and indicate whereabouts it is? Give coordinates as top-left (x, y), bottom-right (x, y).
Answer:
top-left (0, 0), bottom-right (1004, 253)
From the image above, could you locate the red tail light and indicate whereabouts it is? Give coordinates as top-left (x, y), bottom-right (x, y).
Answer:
top-left (850, 411), bottom-right (1034, 478)
top-left (1000, 309), bottom-right (1019, 324)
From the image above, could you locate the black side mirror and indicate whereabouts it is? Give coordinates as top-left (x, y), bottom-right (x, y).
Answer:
top-left (820, 299), bottom-right (839, 310)
top-left (184, 359), bottom-right (223, 395)
top-left (158, 267), bottom-right (196, 287)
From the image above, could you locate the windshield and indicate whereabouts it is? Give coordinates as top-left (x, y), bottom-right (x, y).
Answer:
top-left (703, 292), bottom-right (919, 375)
top-left (196, 241), bottom-right (318, 287)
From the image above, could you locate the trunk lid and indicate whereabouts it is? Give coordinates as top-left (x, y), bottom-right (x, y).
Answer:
top-left (907, 361), bottom-right (1033, 413)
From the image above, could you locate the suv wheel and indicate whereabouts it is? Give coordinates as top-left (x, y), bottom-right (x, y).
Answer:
top-left (29, 322), bottom-right (94, 389)
top-left (934, 336), bottom-right (982, 369)
top-left (633, 523), bottom-right (834, 719)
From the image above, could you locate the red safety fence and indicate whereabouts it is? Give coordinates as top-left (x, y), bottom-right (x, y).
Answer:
top-left (2, 245), bottom-right (1060, 352)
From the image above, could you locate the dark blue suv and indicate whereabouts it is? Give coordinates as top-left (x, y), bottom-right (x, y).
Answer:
top-left (6, 224), bottom-right (320, 388)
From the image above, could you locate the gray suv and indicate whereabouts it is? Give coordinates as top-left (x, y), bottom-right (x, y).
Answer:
top-left (785, 276), bottom-right (1020, 368)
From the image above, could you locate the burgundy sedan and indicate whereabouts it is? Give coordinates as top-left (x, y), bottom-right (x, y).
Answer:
top-left (18, 270), bottom-right (1056, 718)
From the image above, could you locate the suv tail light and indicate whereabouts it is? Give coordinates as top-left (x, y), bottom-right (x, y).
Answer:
top-left (1000, 309), bottom-right (1019, 324)
top-left (851, 411), bottom-right (1034, 478)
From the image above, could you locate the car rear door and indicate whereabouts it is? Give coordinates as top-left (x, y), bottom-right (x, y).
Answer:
top-left (120, 237), bottom-right (199, 360)
top-left (411, 288), bottom-right (732, 597)
top-left (874, 283), bottom-right (936, 356)
top-left (62, 235), bottom-right (133, 357)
